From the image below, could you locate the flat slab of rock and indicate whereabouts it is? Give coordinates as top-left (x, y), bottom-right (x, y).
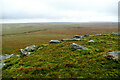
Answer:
top-left (70, 43), bottom-right (86, 50)
top-left (104, 51), bottom-right (120, 59)
top-left (61, 38), bottom-right (86, 41)
top-left (49, 40), bottom-right (60, 43)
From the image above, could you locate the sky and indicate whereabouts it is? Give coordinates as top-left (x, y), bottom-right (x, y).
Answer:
top-left (0, 0), bottom-right (119, 23)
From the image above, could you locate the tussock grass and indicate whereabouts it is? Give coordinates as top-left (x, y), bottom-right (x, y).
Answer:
top-left (2, 32), bottom-right (120, 78)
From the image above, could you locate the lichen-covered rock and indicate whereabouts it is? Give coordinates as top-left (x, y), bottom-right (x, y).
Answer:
top-left (49, 40), bottom-right (60, 43)
top-left (70, 43), bottom-right (86, 50)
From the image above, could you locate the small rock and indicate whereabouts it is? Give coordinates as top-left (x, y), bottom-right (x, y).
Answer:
top-left (49, 40), bottom-right (60, 43)
top-left (70, 43), bottom-right (86, 50)
top-left (88, 40), bottom-right (94, 43)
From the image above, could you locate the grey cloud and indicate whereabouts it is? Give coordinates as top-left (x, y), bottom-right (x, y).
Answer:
top-left (0, 0), bottom-right (119, 22)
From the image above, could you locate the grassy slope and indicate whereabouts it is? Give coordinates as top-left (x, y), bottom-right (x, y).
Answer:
top-left (2, 33), bottom-right (120, 78)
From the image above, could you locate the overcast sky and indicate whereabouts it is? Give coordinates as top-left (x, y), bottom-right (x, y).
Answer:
top-left (0, 0), bottom-right (119, 23)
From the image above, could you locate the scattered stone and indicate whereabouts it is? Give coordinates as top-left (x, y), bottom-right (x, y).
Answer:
top-left (89, 35), bottom-right (95, 37)
top-left (70, 43), bottom-right (86, 50)
top-left (88, 40), bottom-right (94, 43)
top-left (25, 45), bottom-right (36, 51)
top-left (0, 54), bottom-right (20, 60)
top-left (20, 49), bottom-right (32, 57)
top-left (27, 52), bottom-right (31, 56)
top-left (16, 55), bottom-right (20, 57)
top-left (61, 39), bottom-right (74, 41)
top-left (111, 32), bottom-right (120, 35)
top-left (61, 38), bottom-right (86, 41)
top-left (20, 49), bottom-right (27, 56)
top-left (104, 51), bottom-right (120, 60)
top-left (84, 34), bottom-right (89, 37)
top-left (49, 40), bottom-right (60, 43)
top-left (73, 35), bottom-right (83, 38)
top-left (38, 47), bottom-right (41, 50)
top-left (0, 54), bottom-right (20, 68)
top-left (94, 34), bottom-right (102, 36)
top-left (72, 38), bottom-right (86, 41)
